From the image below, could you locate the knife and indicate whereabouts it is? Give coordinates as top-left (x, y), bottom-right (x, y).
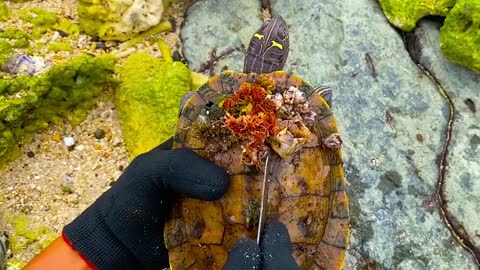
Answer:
top-left (257, 152), bottom-right (271, 244)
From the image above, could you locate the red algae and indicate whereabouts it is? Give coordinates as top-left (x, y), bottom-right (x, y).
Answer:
top-left (220, 76), bottom-right (278, 168)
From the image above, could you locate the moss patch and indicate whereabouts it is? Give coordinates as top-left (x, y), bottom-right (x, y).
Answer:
top-left (115, 52), bottom-right (191, 158)
top-left (378, 0), bottom-right (456, 31)
top-left (0, 40), bottom-right (13, 66)
top-left (53, 19), bottom-right (81, 38)
top-left (47, 41), bottom-right (72, 52)
top-left (5, 214), bottom-right (57, 255)
top-left (0, 54), bottom-right (117, 167)
top-left (0, 1), bottom-right (10, 22)
top-left (19, 8), bottom-right (59, 39)
top-left (440, 0), bottom-right (480, 73)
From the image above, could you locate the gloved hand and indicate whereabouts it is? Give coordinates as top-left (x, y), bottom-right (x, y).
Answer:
top-left (62, 138), bottom-right (229, 270)
top-left (224, 221), bottom-right (300, 270)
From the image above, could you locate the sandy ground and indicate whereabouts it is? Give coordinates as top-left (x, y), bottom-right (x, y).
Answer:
top-left (0, 0), bottom-right (191, 267)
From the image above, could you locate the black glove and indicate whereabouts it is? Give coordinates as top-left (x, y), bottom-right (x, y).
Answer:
top-left (224, 221), bottom-right (300, 270)
top-left (62, 138), bottom-right (229, 270)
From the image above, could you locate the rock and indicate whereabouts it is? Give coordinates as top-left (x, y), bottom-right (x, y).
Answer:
top-left (0, 1), bottom-right (9, 22)
top-left (26, 151), bottom-right (34, 158)
top-left (93, 128), bottom-right (106, 139)
top-left (377, 0), bottom-right (455, 31)
top-left (180, 0), bottom-right (480, 268)
top-left (1, 53), bottom-right (51, 75)
top-left (180, 0), bottom-right (262, 75)
top-left (409, 18), bottom-right (480, 253)
top-left (440, 0), bottom-right (480, 74)
top-left (115, 52), bottom-right (191, 158)
top-left (0, 54), bottom-right (116, 166)
top-left (77, 0), bottom-right (169, 41)
top-left (63, 136), bottom-right (75, 151)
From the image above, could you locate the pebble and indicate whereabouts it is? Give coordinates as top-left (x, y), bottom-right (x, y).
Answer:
top-left (95, 41), bottom-right (107, 50)
top-left (94, 128), bottom-right (106, 139)
top-left (172, 50), bottom-right (185, 62)
top-left (75, 144), bottom-right (85, 151)
top-left (56, 30), bottom-right (69, 37)
top-left (52, 134), bottom-right (61, 142)
top-left (63, 136), bottom-right (75, 151)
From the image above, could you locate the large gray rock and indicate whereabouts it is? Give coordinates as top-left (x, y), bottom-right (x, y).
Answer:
top-left (77, 0), bottom-right (166, 41)
top-left (180, 0), bottom-right (480, 268)
top-left (409, 19), bottom-right (480, 253)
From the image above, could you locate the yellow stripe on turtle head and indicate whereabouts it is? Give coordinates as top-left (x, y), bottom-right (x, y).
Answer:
top-left (254, 33), bottom-right (264, 40)
top-left (272, 40), bottom-right (283, 49)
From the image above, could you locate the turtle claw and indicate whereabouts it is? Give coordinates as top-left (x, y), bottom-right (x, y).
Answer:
top-left (314, 85), bottom-right (333, 108)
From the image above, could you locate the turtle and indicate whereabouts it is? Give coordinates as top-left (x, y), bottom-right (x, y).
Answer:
top-left (164, 15), bottom-right (350, 270)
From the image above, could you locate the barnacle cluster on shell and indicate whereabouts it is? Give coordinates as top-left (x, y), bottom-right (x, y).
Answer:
top-left (267, 86), bottom-right (316, 158)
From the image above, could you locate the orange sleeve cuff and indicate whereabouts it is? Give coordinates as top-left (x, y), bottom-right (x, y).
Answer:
top-left (23, 234), bottom-right (96, 270)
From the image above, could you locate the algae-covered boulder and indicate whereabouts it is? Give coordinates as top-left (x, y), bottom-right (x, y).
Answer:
top-left (18, 8), bottom-right (59, 39)
top-left (0, 1), bottom-right (9, 22)
top-left (440, 0), bottom-right (480, 73)
top-left (0, 54), bottom-right (117, 166)
top-left (378, 0), bottom-right (455, 31)
top-left (116, 52), bottom-right (191, 158)
top-left (77, 0), bottom-right (168, 41)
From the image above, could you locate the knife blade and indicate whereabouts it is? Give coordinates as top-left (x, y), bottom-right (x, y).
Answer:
top-left (257, 152), bottom-right (271, 244)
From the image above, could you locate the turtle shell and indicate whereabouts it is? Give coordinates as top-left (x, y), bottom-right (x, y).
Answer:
top-left (164, 70), bottom-right (349, 270)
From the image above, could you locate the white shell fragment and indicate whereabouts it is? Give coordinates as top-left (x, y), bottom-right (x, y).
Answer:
top-left (267, 86), bottom-right (318, 158)
top-left (322, 133), bottom-right (343, 149)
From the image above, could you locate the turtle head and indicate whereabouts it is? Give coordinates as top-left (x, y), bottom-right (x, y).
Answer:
top-left (244, 15), bottom-right (289, 73)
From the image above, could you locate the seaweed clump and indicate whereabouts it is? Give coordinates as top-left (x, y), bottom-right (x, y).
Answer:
top-left (220, 76), bottom-right (279, 168)
top-left (0, 54), bottom-right (117, 167)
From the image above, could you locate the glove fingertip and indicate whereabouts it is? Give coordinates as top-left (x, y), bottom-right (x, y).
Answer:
top-left (262, 220), bottom-right (291, 248)
top-left (224, 238), bottom-right (261, 270)
top-left (261, 221), bottom-right (300, 270)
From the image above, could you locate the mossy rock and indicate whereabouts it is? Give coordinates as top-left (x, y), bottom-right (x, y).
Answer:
top-left (378, 0), bottom-right (456, 31)
top-left (5, 214), bottom-right (57, 255)
top-left (440, 0), bottom-right (480, 73)
top-left (0, 28), bottom-right (31, 53)
top-left (115, 52), bottom-right (192, 158)
top-left (77, 0), bottom-right (169, 41)
top-left (18, 8), bottom-right (59, 39)
top-left (0, 1), bottom-right (10, 22)
top-left (0, 54), bottom-right (117, 167)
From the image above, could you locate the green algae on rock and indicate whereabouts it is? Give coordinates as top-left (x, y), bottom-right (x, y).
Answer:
top-left (115, 52), bottom-right (191, 159)
top-left (440, 0), bottom-right (480, 73)
top-left (0, 54), bottom-right (117, 167)
top-left (378, 0), bottom-right (455, 31)
top-left (47, 41), bottom-right (72, 52)
top-left (18, 8), bottom-right (59, 39)
top-left (77, 0), bottom-right (170, 41)
top-left (0, 28), bottom-right (31, 57)
top-left (0, 40), bottom-right (13, 66)
top-left (5, 214), bottom-right (57, 254)
top-left (0, 1), bottom-right (9, 22)
top-left (53, 19), bottom-right (81, 38)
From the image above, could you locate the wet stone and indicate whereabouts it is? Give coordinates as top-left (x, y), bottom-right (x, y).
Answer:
top-left (412, 19), bottom-right (480, 251)
top-left (181, 0), bottom-right (262, 73)
top-left (172, 50), bottom-right (184, 63)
